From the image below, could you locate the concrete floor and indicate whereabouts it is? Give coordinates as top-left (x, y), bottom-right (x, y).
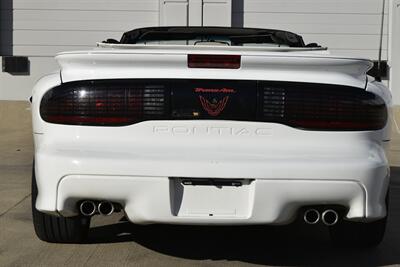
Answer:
top-left (1, 101), bottom-right (400, 267)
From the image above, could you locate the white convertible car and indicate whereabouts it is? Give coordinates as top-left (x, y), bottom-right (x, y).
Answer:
top-left (31, 27), bottom-right (391, 246)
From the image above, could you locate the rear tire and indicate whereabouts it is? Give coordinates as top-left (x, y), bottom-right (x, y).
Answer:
top-left (329, 193), bottom-right (388, 248)
top-left (329, 217), bottom-right (387, 247)
top-left (31, 164), bottom-right (90, 243)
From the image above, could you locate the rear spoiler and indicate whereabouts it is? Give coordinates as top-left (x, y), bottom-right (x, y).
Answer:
top-left (56, 50), bottom-right (372, 89)
top-left (96, 42), bottom-right (329, 53)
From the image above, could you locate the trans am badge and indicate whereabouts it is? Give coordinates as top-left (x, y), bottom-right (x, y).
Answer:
top-left (195, 87), bottom-right (235, 116)
top-left (199, 96), bottom-right (229, 116)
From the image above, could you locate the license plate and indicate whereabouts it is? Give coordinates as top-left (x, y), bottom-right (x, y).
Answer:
top-left (171, 178), bottom-right (253, 218)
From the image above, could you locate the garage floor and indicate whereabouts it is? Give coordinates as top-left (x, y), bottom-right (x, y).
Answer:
top-left (1, 101), bottom-right (400, 266)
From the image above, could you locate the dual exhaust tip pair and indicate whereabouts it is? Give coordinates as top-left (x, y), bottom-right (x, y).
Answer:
top-left (80, 200), bottom-right (115, 216)
top-left (304, 209), bottom-right (339, 226)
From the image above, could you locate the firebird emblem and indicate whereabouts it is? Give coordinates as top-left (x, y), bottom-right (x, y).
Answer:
top-left (199, 96), bottom-right (229, 116)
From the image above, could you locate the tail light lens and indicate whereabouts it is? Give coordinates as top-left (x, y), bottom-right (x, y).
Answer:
top-left (40, 81), bottom-right (168, 126)
top-left (40, 79), bottom-right (387, 131)
top-left (260, 82), bottom-right (387, 131)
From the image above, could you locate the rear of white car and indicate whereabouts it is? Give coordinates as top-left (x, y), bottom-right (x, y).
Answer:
top-left (31, 27), bottom-right (391, 246)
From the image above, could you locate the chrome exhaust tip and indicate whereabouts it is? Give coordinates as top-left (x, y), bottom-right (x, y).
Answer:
top-left (79, 200), bottom-right (96, 216)
top-left (321, 209), bottom-right (339, 226)
top-left (98, 201), bottom-right (115, 216)
top-left (304, 209), bottom-right (320, 225)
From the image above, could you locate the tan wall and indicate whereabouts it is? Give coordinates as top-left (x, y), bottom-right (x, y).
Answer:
top-left (0, 57), bottom-right (58, 101)
top-left (232, 0), bottom-right (389, 59)
top-left (0, 0), bottom-right (160, 101)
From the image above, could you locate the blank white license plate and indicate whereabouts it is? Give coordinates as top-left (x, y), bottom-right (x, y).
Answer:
top-left (171, 178), bottom-right (253, 218)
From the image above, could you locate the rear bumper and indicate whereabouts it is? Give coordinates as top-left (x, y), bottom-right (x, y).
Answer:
top-left (33, 121), bottom-right (390, 224)
top-left (55, 175), bottom-right (386, 225)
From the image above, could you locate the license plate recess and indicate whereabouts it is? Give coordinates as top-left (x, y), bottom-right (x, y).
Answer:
top-left (170, 178), bottom-right (254, 218)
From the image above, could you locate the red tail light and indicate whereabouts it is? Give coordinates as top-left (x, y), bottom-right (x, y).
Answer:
top-left (260, 82), bottom-right (387, 131)
top-left (188, 54), bottom-right (241, 69)
top-left (40, 79), bottom-right (387, 131)
top-left (40, 81), bottom-right (167, 126)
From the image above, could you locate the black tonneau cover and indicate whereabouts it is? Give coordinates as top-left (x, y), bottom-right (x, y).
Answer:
top-left (116, 26), bottom-right (308, 48)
